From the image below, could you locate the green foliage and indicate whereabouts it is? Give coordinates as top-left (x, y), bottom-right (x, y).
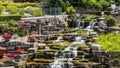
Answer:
top-left (47, 0), bottom-right (71, 12)
top-left (0, 21), bottom-right (19, 33)
top-left (81, 0), bottom-right (94, 7)
top-left (99, 0), bottom-right (109, 9)
top-left (96, 33), bottom-right (120, 52)
top-left (66, 6), bottom-right (76, 15)
top-left (105, 15), bottom-right (116, 27)
top-left (16, 3), bottom-right (39, 8)
top-left (84, 15), bottom-right (95, 22)
top-left (0, 5), bottom-right (4, 14)
top-left (94, 2), bottom-right (102, 10)
top-left (7, 4), bottom-right (18, 14)
top-left (17, 29), bottom-right (26, 37)
top-left (24, 6), bottom-right (33, 13)
top-left (80, 0), bottom-right (109, 10)
top-left (24, 6), bottom-right (43, 16)
top-left (29, 9), bottom-right (43, 17)
top-left (18, 9), bottom-right (25, 15)
top-left (0, 15), bottom-right (22, 21)
top-left (116, 0), bottom-right (120, 4)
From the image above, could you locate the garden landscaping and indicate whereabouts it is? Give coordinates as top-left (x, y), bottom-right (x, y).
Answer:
top-left (0, 0), bottom-right (120, 68)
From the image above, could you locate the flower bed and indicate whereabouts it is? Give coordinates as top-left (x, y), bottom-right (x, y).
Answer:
top-left (2, 33), bottom-right (12, 39)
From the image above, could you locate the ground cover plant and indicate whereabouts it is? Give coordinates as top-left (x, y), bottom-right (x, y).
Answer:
top-left (0, 0), bottom-right (42, 17)
top-left (96, 33), bottom-right (120, 52)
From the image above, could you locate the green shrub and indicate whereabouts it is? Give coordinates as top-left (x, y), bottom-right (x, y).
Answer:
top-left (29, 9), bottom-right (43, 16)
top-left (7, 4), bottom-right (18, 14)
top-left (0, 21), bottom-right (19, 33)
top-left (84, 15), bottom-right (95, 22)
top-left (96, 33), bottom-right (120, 52)
top-left (99, 0), bottom-right (109, 9)
top-left (18, 9), bottom-right (25, 15)
top-left (105, 15), bottom-right (116, 27)
top-left (8, 20), bottom-right (19, 27)
top-left (0, 15), bottom-right (22, 21)
top-left (0, 1), bottom-right (9, 7)
top-left (118, 0), bottom-right (120, 4)
top-left (18, 29), bottom-right (26, 37)
top-left (94, 2), bottom-right (102, 10)
top-left (23, 2), bottom-right (39, 7)
top-left (16, 3), bottom-right (39, 8)
top-left (0, 5), bottom-right (5, 14)
top-left (24, 6), bottom-right (33, 13)
top-left (66, 6), bottom-right (76, 15)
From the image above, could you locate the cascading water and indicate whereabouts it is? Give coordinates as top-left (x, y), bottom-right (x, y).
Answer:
top-left (101, 11), bottom-right (104, 16)
top-left (72, 47), bottom-right (78, 58)
top-left (72, 37), bottom-right (85, 44)
top-left (55, 36), bottom-right (63, 41)
top-left (75, 37), bottom-right (82, 42)
top-left (86, 20), bottom-right (95, 31)
top-left (76, 20), bottom-right (84, 29)
top-left (50, 36), bottom-right (86, 68)
top-left (50, 59), bottom-right (64, 68)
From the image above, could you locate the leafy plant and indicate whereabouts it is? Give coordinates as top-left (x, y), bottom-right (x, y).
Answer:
top-left (0, 5), bottom-right (4, 14)
top-left (29, 9), bottom-right (43, 16)
top-left (99, 0), bottom-right (109, 9)
top-left (105, 15), bottom-right (116, 27)
top-left (7, 4), bottom-right (18, 14)
top-left (84, 15), bottom-right (95, 22)
top-left (66, 6), bottom-right (76, 15)
top-left (96, 33), bottom-right (120, 52)
top-left (0, 15), bottom-right (22, 21)
top-left (0, 21), bottom-right (19, 33)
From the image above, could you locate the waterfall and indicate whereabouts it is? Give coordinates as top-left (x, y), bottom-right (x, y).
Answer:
top-left (77, 21), bottom-right (81, 28)
top-left (55, 36), bottom-right (63, 41)
top-left (86, 20), bottom-right (95, 31)
top-left (64, 46), bottom-right (70, 51)
top-left (50, 59), bottom-right (64, 68)
top-left (71, 37), bottom-right (85, 44)
top-left (76, 20), bottom-right (84, 29)
top-left (72, 47), bottom-right (78, 57)
top-left (101, 11), bottom-right (104, 16)
top-left (75, 37), bottom-right (82, 42)
top-left (51, 36), bottom-right (86, 68)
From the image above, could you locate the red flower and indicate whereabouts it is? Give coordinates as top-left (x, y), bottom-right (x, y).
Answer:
top-left (2, 33), bottom-right (12, 39)
top-left (28, 35), bottom-right (38, 40)
top-left (7, 53), bottom-right (16, 57)
top-left (15, 49), bottom-right (25, 53)
top-left (0, 47), bottom-right (6, 50)
top-left (21, 21), bottom-right (27, 26)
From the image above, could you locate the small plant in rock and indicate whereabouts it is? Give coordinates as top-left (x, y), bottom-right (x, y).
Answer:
top-left (84, 15), bottom-right (95, 22)
top-left (66, 6), bottom-right (76, 15)
top-left (105, 15), bottom-right (116, 27)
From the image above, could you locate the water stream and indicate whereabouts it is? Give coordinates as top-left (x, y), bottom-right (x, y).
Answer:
top-left (76, 20), bottom-right (84, 29)
top-left (55, 36), bottom-right (63, 42)
top-left (86, 20), bottom-right (95, 31)
top-left (50, 36), bottom-right (86, 68)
